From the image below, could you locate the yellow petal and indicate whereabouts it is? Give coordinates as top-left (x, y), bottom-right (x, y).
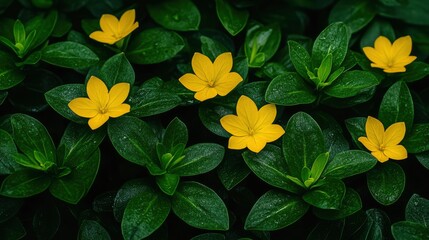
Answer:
top-left (255, 124), bottom-right (285, 142)
top-left (89, 31), bottom-right (118, 44)
top-left (384, 122), bottom-right (406, 147)
top-left (246, 136), bottom-right (267, 153)
top-left (100, 14), bottom-right (119, 36)
top-left (374, 36), bottom-right (392, 60)
top-left (68, 98), bottom-right (99, 118)
top-left (370, 63), bottom-right (389, 70)
top-left (383, 67), bottom-right (406, 73)
top-left (192, 52), bottom-right (214, 82)
top-left (228, 136), bottom-right (248, 150)
top-left (118, 9), bottom-right (139, 37)
top-left (363, 47), bottom-right (386, 66)
top-left (371, 151), bottom-right (389, 163)
top-left (88, 114), bottom-right (109, 130)
top-left (179, 73), bottom-right (207, 92)
top-left (384, 145), bottom-right (407, 160)
top-left (194, 87), bottom-right (217, 101)
top-left (107, 82), bottom-right (130, 108)
top-left (220, 115), bottom-right (249, 136)
top-left (255, 103), bottom-right (276, 131)
top-left (358, 136), bottom-right (379, 152)
top-left (213, 52), bottom-right (233, 80)
top-left (391, 35), bottom-right (413, 59)
top-left (236, 95), bottom-right (258, 130)
top-left (87, 76), bottom-right (109, 109)
top-left (107, 103), bottom-right (130, 118)
top-left (121, 22), bottom-right (139, 39)
top-left (392, 56), bottom-right (417, 68)
top-left (365, 116), bottom-right (384, 147)
top-left (214, 72), bottom-right (243, 96)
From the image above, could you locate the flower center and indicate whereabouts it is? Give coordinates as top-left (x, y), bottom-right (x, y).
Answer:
top-left (379, 144), bottom-right (386, 151)
top-left (248, 127), bottom-right (255, 136)
top-left (99, 106), bottom-right (108, 114)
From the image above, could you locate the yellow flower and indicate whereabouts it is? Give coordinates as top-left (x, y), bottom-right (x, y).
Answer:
top-left (68, 76), bottom-right (131, 130)
top-left (220, 95), bottom-right (285, 153)
top-left (358, 116), bottom-right (407, 163)
top-left (179, 52), bottom-right (243, 101)
top-left (89, 9), bottom-right (139, 45)
top-left (362, 35), bottom-right (417, 73)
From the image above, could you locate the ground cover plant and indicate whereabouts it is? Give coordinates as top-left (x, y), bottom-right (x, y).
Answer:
top-left (1, 0), bottom-right (429, 239)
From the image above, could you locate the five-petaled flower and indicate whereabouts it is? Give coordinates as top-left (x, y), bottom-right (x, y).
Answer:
top-left (362, 35), bottom-right (417, 73)
top-left (68, 76), bottom-right (131, 130)
top-left (220, 95), bottom-right (285, 153)
top-left (358, 116), bottom-right (407, 163)
top-left (89, 9), bottom-right (139, 45)
top-left (179, 52), bottom-right (243, 101)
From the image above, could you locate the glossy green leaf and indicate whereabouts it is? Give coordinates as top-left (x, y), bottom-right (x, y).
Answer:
top-left (391, 221), bottom-right (429, 240)
top-left (377, 0), bottom-right (429, 26)
top-left (378, 81), bottom-right (414, 130)
top-left (0, 51), bottom-right (25, 90)
top-left (323, 150), bottom-right (377, 179)
top-left (108, 116), bottom-right (161, 173)
top-left (244, 23), bottom-right (281, 67)
top-left (41, 41), bottom-right (99, 69)
top-left (349, 209), bottom-right (390, 239)
top-left (329, 0), bottom-right (376, 33)
top-left (396, 61), bottom-right (429, 83)
top-left (0, 129), bottom-right (21, 175)
top-left (265, 72), bottom-right (316, 106)
top-left (26, 10), bottom-right (57, 50)
top-left (198, 102), bottom-right (234, 138)
top-left (162, 117), bottom-right (188, 151)
top-left (44, 84), bottom-right (87, 124)
top-left (0, 197), bottom-right (23, 224)
top-left (313, 112), bottom-right (349, 159)
top-left (215, 0), bottom-right (249, 36)
top-left (147, 0), bottom-right (200, 31)
top-left (360, 20), bottom-right (395, 50)
top-left (313, 188), bottom-right (362, 220)
top-left (217, 152), bottom-right (250, 190)
top-left (0, 169), bottom-right (51, 198)
top-left (242, 144), bottom-right (302, 193)
top-left (100, 53), bottom-right (135, 88)
top-left (367, 162), bottom-right (405, 205)
top-left (200, 36), bottom-right (229, 61)
top-left (303, 178), bottom-right (346, 209)
top-left (78, 220), bottom-right (111, 240)
top-left (310, 152), bottom-right (329, 183)
top-left (416, 152), bottom-right (429, 170)
top-left (33, 204), bottom-right (60, 240)
top-left (191, 233), bottom-right (225, 240)
top-left (0, 91), bottom-right (6, 105)
top-left (172, 181), bottom-right (229, 230)
top-left (312, 22), bottom-right (350, 70)
top-left (169, 143), bottom-right (224, 176)
top-left (288, 40), bottom-right (312, 79)
top-left (122, 189), bottom-right (170, 240)
top-left (405, 194), bottom-right (429, 227)
top-left (244, 190), bottom-right (309, 230)
top-left (324, 70), bottom-right (379, 98)
top-left (345, 117), bottom-right (366, 149)
top-left (283, 112), bottom-right (325, 178)
top-left (156, 174), bottom-right (180, 196)
top-left (402, 124), bottom-right (429, 154)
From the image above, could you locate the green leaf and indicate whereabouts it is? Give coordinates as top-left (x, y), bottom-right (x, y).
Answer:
top-left (33, 204), bottom-right (60, 240)
top-left (288, 40), bottom-right (312, 79)
top-left (78, 220), bottom-right (111, 240)
top-left (200, 36), bottom-right (229, 61)
top-left (328, 0), bottom-right (376, 33)
top-left (403, 124), bottom-right (429, 154)
top-left (122, 189), bottom-right (170, 240)
top-left (416, 152), bottom-right (429, 170)
top-left (377, 0), bottom-right (429, 26)
top-left (191, 233), bottom-right (225, 240)
top-left (313, 188), bottom-right (362, 220)
top-left (100, 53), bottom-right (135, 88)
top-left (127, 28), bottom-right (185, 64)
top-left (169, 143), bottom-right (224, 176)
top-left (244, 23), bottom-right (281, 67)
top-left (0, 196), bottom-right (23, 223)
top-left (156, 174), bottom-right (180, 196)
top-left (244, 190), bottom-right (309, 230)
top-left (324, 70), bottom-right (379, 98)
top-left (350, 209), bottom-right (391, 239)
top-left (0, 51), bottom-right (25, 90)
top-left (215, 0), bottom-right (249, 36)
top-left (128, 77), bottom-right (181, 117)
top-left (378, 81), bottom-right (414, 130)
top-left (317, 53), bottom-right (333, 82)
top-left (172, 181), bottom-right (229, 230)
top-left (11, 113), bottom-right (56, 164)
top-left (0, 169), bottom-right (51, 198)
top-left (396, 61), bottom-right (429, 83)
top-left (392, 221), bottom-right (429, 240)
top-left (108, 116), bottom-right (161, 174)
top-left (312, 22), bottom-right (350, 70)
top-left (113, 179), bottom-right (153, 222)
top-left (162, 117), bottom-right (188, 151)
top-left (44, 84), bottom-right (87, 124)
top-left (59, 122), bottom-right (105, 167)
top-left (265, 72), bottom-right (316, 106)
top-left (26, 10), bottom-right (57, 50)
top-left (0, 217), bottom-right (26, 240)
top-left (217, 152), bottom-right (250, 190)
top-left (303, 178), bottom-right (346, 209)
top-left (345, 117), bottom-right (367, 149)
top-left (242, 144), bottom-right (302, 194)
top-left (0, 91), bottom-right (7, 105)
top-left (367, 162), bottom-right (405, 205)
top-left (283, 112), bottom-right (325, 178)
top-left (147, 0), bottom-right (200, 31)
top-left (198, 102), bottom-right (234, 138)
top-left (310, 152), bottom-right (329, 183)
top-left (0, 129), bottom-right (21, 175)
top-left (406, 194), bottom-right (429, 227)
top-left (323, 150), bottom-right (377, 179)
top-left (307, 220), bottom-right (345, 240)
top-left (42, 41), bottom-right (99, 69)
top-left (360, 20), bottom-right (395, 50)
